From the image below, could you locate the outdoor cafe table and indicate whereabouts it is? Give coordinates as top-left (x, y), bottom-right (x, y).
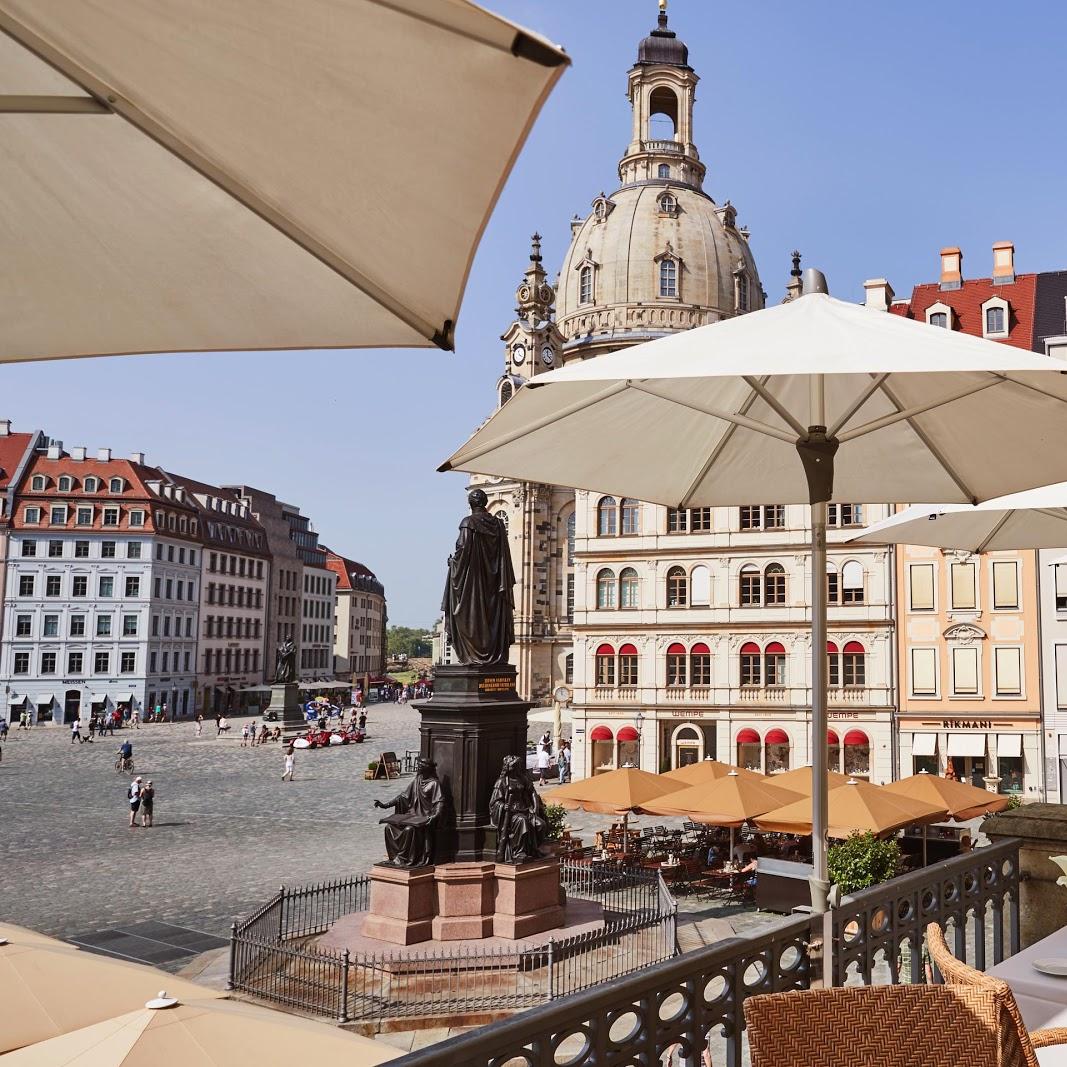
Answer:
top-left (988, 925), bottom-right (1067, 1064)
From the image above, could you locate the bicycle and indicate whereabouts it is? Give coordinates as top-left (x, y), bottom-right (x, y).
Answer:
top-left (115, 754), bottom-right (134, 773)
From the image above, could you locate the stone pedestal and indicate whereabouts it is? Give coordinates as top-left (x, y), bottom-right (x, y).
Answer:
top-left (265, 683), bottom-right (305, 738)
top-left (431, 862), bottom-right (495, 941)
top-left (493, 859), bottom-right (565, 939)
top-left (362, 864), bottom-right (435, 946)
top-left (984, 804), bottom-right (1067, 948)
top-left (413, 663), bottom-right (531, 864)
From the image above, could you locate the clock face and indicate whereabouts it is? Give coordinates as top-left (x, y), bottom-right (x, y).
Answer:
top-left (512, 343), bottom-right (526, 365)
top-left (541, 346), bottom-right (554, 367)
top-left (553, 685), bottom-right (571, 703)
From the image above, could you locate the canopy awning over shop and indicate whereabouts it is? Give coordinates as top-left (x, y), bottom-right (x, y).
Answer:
top-left (997, 733), bottom-right (1023, 757)
top-left (947, 734), bottom-right (987, 758)
top-left (8, 693), bottom-right (25, 705)
top-left (0, 0), bottom-right (568, 361)
top-left (90, 693), bottom-right (107, 704)
top-left (115, 692), bottom-right (133, 703)
top-left (911, 733), bottom-right (938, 757)
top-left (34, 693), bottom-right (54, 705)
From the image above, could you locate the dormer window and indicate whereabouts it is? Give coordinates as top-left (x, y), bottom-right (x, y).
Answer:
top-left (109, 477), bottom-right (124, 493)
top-left (657, 192), bottom-right (678, 216)
top-left (30, 475), bottom-right (46, 491)
top-left (83, 476), bottom-right (99, 492)
top-left (930, 312), bottom-right (947, 328)
top-left (982, 296), bottom-right (1010, 339)
top-left (58, 475), bottom-right (74, 492)
top-left (926, 301), bottom-right (954, 330)
top-left (591, 194), bottom-right (614, 224)
top-left (657, 163), bottom-right (671, 179)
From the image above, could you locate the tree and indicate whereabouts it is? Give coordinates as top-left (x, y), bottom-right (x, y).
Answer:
top-left (387, 625), bottom-right (433, 658)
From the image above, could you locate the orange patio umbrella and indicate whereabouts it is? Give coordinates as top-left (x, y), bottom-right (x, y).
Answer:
top-left (755, 778), bottom-right (947, 840)
top-left (770, 765), bottom-right (853, 795)
top-left (544, 767), bottom-right (684, 857)
top-left (661, 759), bottom-right (764, 787)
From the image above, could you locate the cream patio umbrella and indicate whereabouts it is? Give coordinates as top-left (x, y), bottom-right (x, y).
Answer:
top-left (771, 766), bottom-right (854, 796)
top-left (3, 992), bottom-right (397, 1066)
top-left (0, 939), bottom-right (221, 1053)
top-left (0, 0), bottom-right (567, 361)
top-left (661, 758), bottom-right (764, 787)
top-left (440, 277), bottom-right (1067, 937)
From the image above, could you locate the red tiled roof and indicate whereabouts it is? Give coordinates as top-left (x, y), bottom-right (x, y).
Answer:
top-left (0, 432), bottom-right (34, 491)
top-left (324, 549), bottom-right (377, 590)
top-left (888, 274), bottom-right (1038, 351)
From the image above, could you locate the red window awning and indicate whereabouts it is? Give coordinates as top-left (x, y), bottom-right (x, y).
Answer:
top-left (736, 728), bottom-right (760, 744)
top-left (589, 725), bottom-right (613, 741)
top-left (740, 641), bottom-right (760, 655)
top-left (827, 730), bottom-right (840, 745)
top-left (843, 641), bottom-right (865, 654)
top-left (827, 641), bottom-right (839, 654)
top-left (691, 642), bottom-right (710, 654)
top-left (619, 643), bottom-right (638, 656)
top-left (667, 642), bottom-right (686, 655)
top-left (765, 728), bottom-right (789, 745)
top-left (844, 729), bottom-right (869, 746)
top-left (595, 643), bottom-right (615, 656)
top-left (765, 641), bottom-right (785, 654)
top-left (616, 726), bottom-right (639, 742)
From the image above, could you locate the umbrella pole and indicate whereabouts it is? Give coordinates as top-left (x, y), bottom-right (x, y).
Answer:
top-left (810, 498), bottom-right (830, 917)
top-left (623, 812), bottom-right (628, 860)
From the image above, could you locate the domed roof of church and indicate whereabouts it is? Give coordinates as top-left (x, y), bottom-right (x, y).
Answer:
top-left (636, 10), bottom-right (689, 68)
top-left (554, 182), bottom-right (761, 349)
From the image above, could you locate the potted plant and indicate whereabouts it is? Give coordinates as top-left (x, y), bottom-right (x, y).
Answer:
top-left (541, 802), bottom-right (568, 857)
top-left (364, 760), bottom-right (379, 781)
top-left (827, 831), bottom-right (901, 895)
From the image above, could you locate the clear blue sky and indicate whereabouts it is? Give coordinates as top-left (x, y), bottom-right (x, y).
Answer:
top-left (6, 1), bottom-right (1067, 626)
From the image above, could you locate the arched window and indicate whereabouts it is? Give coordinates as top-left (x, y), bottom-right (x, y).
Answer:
top-left (579, 265), bottom-right (593, 305)
top-left (764, 641), bottom-right (787, 686)
top-left (495, 510), bottom-right (508, 531)
top-left (596, 568), bottom-right (617, 609)
top-left (30, 475), bottom-right (46, 491)
top-left (565, 511), bottom-right (576, 564)
top-left (737, 272), bottom-right (750, 312)
top-left (659, 258), bottom-right (678, 298)
top-left (930, 311), bottom-right (948, 328)
top-left (765, 728), bottom-right (790, 774)
top-left (986, 306), bottom-right (1005, 334)
top-left (690, 564), bottom-right (710, 606)
top-left (828, 730), bottom-right (842, 772)
top-left (109, 477), bottom-right (123, 493)
top-left (843, 729), bottom-right (871, 778)
top-left (843, 641), bottom-right (866, 687)
top-left (597, 496), bottom-right (617, 536)
top-left (620, 498), bottom-right (640, 535)
top-left (736, 728), bottom-right (761, 771)
top-left (619, 567), bottom-right (639, 608)
top-left (667, 566), bottom-right (688, 607)
top-left (58, 475), bottom-right (74, 492)
top-left (827, 641), bottom-right (840, 687)
top-left (764, 563), bottom-right (786, 605)
top-left (658, 192), bottom-right (678, 214)
top-left (499, 379), bottom-right (513, 406)
top-left (618, 643), bottom-right (638, 686)
top-left (740, 641), bottom-right (761, 686)
top-left (83, 476), bottom-right (99, 493)
top-left (595, 643), bottom-right (615, 687)
top-left (564, 653), bottom-right (574, 684)
top-left (657, 163), bottom-right (671, 179)
top-left (666, 642), bottom-right (687, 686)
top-left (648, 86), bottom-right (679, 138)
top-left (841, 561), bottom-right (864, 604)
top-left (739, 564), bottom-right (761, 606)
top-left (590, 724), bottom-right (614, 773)
top-left (691, 641), bottom-right (711, 686)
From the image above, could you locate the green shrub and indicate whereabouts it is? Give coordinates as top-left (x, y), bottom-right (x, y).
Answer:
top-left (827, 832), bottom-right (901, 894)
top-left (543, 803), bottom-right (568, 840)
top-left (367, 761), bottom-right (378, 771)
top-left (1003, 794), bottom-right (1023, 810)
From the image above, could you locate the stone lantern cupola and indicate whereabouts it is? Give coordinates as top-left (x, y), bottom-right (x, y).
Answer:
top-left (620, 1), bottom-right (705, 190)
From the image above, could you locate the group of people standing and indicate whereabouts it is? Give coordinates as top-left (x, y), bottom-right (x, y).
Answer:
top-left (534, 731), bottom-right (571, 785)
top-left (126, 776), bottom-right (156, 827)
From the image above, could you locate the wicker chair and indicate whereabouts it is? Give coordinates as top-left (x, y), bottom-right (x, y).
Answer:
top-left (744, 984), bottom-right (1020, 1066)
top-left (926, 922), bottom-right (1067, 1064)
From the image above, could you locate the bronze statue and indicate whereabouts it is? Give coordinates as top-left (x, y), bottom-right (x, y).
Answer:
top-left (441, 489), bottom-right (515, 665)
top-left (489, 755), bottom-right (548, 865)
top-left (373, 758), bottom-right (445, 868)
top-left (272, 637), bottom-right (296, 685)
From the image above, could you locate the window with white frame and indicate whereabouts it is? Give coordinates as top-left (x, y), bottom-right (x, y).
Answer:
top-left (992, 560), bottom-right (1020, 609)
top-left (909, 563), bottom-right (935, 611)
top-left (949, 561), bottom-right (977, 610)
top-left (58, 475), bottom-right (74, 492)
top-left (109, 477), bottom-right (123, 493)
top-left (658, 192), bottom-right (678, 215)
top-left (619, 567), bottom-right (639, 609)
top-left (690, 507), bottom-right (713, 531)
top-left (982, 297), bottom-right (1009, 338)
top-left (597, 496), bottom-right (617, 536)
top-left (83, 476), bottom-right (99, 492)
top-left (24, 506), bottom-right (40, 524)
top-left (658, 257), bottom-right (678, 298)
top-left (828, 504), bottom-right (864, 527)
top-left (841, 561), bottom-right (865, 604)
top-left (842, 641), bottom-right (866, 687)
top-left (49, 505), bottom-right (67, 525)
top-left (102, 506), bottom-right (119, 526)
top-left (994, 646), bottom-right (1022, 696)
top-left (667, 566), bottom-right (688, 607)
top-left (739, 565), bottom-right (761, 606)
top-left (667, 507), bottom-right (687, 533)
top-left (926, 302), bottom-right (952, 329)
top-left (764, 563), bottom-right (786, 605)
top-left (951, 645), bottom-right (980, 695)
top-left (666, 642), bottom-right (687, 686)
top-left (596, 568), bottom-right (616, 609)
top-left (30, 475), bottom-right (46, 491)
top-left (764, 642), bottom-right (787, 686)
top-left (620, 498), bottom-right (640, 535)
top-left (911, 648), bottom-right (938, 695)
top-left (690, 565), bottom-right (710, 606)
top-left (579, 265), bottom-right (593, 305)
top-left (75, 506), bottom-right (92, 526)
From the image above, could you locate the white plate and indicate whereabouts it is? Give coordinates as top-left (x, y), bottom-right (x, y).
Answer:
top-left (1033, 958), bottom-right (1067, 977)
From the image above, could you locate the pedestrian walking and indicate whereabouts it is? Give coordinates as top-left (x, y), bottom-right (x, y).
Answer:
top-left (282, 742), bottom-right (295, 782)
top-left (195, 713), bottom-right (203, 737)
top-left (358, 711), bottom-right (367, 732)
top-left (128, 776), bottom-right (143, 827)
top-left (240, 722), bottom-right (249, 747)
top-left (18, 710), bottom-right (28, 730)
top-left (88, 714), bottom-right (97, 740)
top-left (70, 717), bottom-right (83, 744)
top-left (140, 780), bottom-right (155, 827)
top-left (131, 708), bottom-right (140, 729)
top-left (558, 740), bottom-right (572, 784)
top-left (249, 721), bottom-right (258, 744)
top-left (0, 720), bottom-right (8, 743)
top-left (161, 701), bottom-right (168, 721)
top-left (536, 744), bottom-right (551, 785)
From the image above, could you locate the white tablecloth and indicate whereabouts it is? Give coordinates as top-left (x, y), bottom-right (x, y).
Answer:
top-left (988, 926), bottom-right (1067, 1065)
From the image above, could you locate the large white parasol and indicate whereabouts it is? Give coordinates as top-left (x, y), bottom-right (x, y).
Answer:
top-left (441, 277), bottom-right (1067, 958)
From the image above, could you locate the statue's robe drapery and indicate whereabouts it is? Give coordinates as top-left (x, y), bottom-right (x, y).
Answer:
top-left (490, 771), bottom-right (547, 864)
top-left (380, 774), bottom-right (445, 868)
top-left (273, 640), bottom-right (297, 684)
top-left (441, 510), bottom-right (515, 665)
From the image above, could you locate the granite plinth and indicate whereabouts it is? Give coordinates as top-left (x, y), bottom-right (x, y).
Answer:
top-left (362, 863), bottom-right (435, 946)
top-left (431, 862), bottom-right (495, 941)
top-left (266, 682), bottom-right (305, 739)
top-left (493, 858), bottom-right (565, 939)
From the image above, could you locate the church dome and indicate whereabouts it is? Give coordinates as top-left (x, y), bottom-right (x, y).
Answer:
top-left (555, 183), bottom-right (762, 352)
top-left (636, 10), bottom-right (689, 68)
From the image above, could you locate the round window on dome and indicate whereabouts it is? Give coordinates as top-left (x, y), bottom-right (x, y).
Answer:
top-left (659, 193), bottom-right (678, 215)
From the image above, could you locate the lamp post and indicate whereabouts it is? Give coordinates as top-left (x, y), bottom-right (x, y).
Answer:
top-left (635, 709), bottom-right (646, 771)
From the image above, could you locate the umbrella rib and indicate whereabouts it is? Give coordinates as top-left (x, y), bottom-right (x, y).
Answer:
top-left (741, 376), bottom-right (808, 436)
top-left (869, 379), bottom-right (979, 502)
top-left (974, 511), bottom-right (1014, 554)
top-left (0, 13), bottom-right (450, 350)
top-left (440, 381), bottom-right (630, 469)
top-left (1033, 508), bottom-right (1067, 526)
top-left (827, 374), bottom-right (890, 438)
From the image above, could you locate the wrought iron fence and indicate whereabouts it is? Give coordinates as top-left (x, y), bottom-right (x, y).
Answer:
top-left (389, 839), bottom-right (1021, 1067)
top-left (230, 861), bottom-right (676, 1023)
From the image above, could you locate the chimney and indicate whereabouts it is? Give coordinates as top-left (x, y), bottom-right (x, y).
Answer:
top-left (46, 443), bottom-right (61, 460)
top-left (0, 419), bottom-right (10, 436)
top-left (129, 451), bottom-right (146, 465)
top-left (96, 447), bottom-right (111, 462)
top-left (992, 241), bottom-right (1015, 285)
top-left (939, 247), bottom-right (962, 291)
top-left (864, 278), bottom-right (895, 312)
top-left (71, 446), bottom-right (86, 461)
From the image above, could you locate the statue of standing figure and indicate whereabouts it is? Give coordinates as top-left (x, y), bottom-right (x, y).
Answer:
top-left (441, 489), bottom-right (515, 666)
top-left (490, 755), bottom-right (548, 865)
top-left (272, 637), bottom-right (297, 685)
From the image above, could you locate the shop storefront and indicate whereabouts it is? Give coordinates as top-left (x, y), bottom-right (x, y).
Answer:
top-left (899, 717), bottom-right (1040, 797)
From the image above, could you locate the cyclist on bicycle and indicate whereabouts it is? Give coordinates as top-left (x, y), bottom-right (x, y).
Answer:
top-left (117, 739), bottom-right (133, 771)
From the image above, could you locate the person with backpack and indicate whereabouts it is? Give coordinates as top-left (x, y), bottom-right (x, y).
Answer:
top-left (127, 777), bottom-right (143, 827)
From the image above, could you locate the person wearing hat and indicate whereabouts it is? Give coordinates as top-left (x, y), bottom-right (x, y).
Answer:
top-left (140, 780), bottom-right (155, 827)
top-left (128, 776), bottom-right (143, 827)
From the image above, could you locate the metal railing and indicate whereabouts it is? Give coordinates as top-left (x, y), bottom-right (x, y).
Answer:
top-left (230, 861), bottom-right (676, 1023)
top-left (390, 839), bottom-right (1020, 1067)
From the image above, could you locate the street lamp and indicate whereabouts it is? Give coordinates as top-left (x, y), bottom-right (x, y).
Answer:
top-left (635, 710), bottom-right (646, 770)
